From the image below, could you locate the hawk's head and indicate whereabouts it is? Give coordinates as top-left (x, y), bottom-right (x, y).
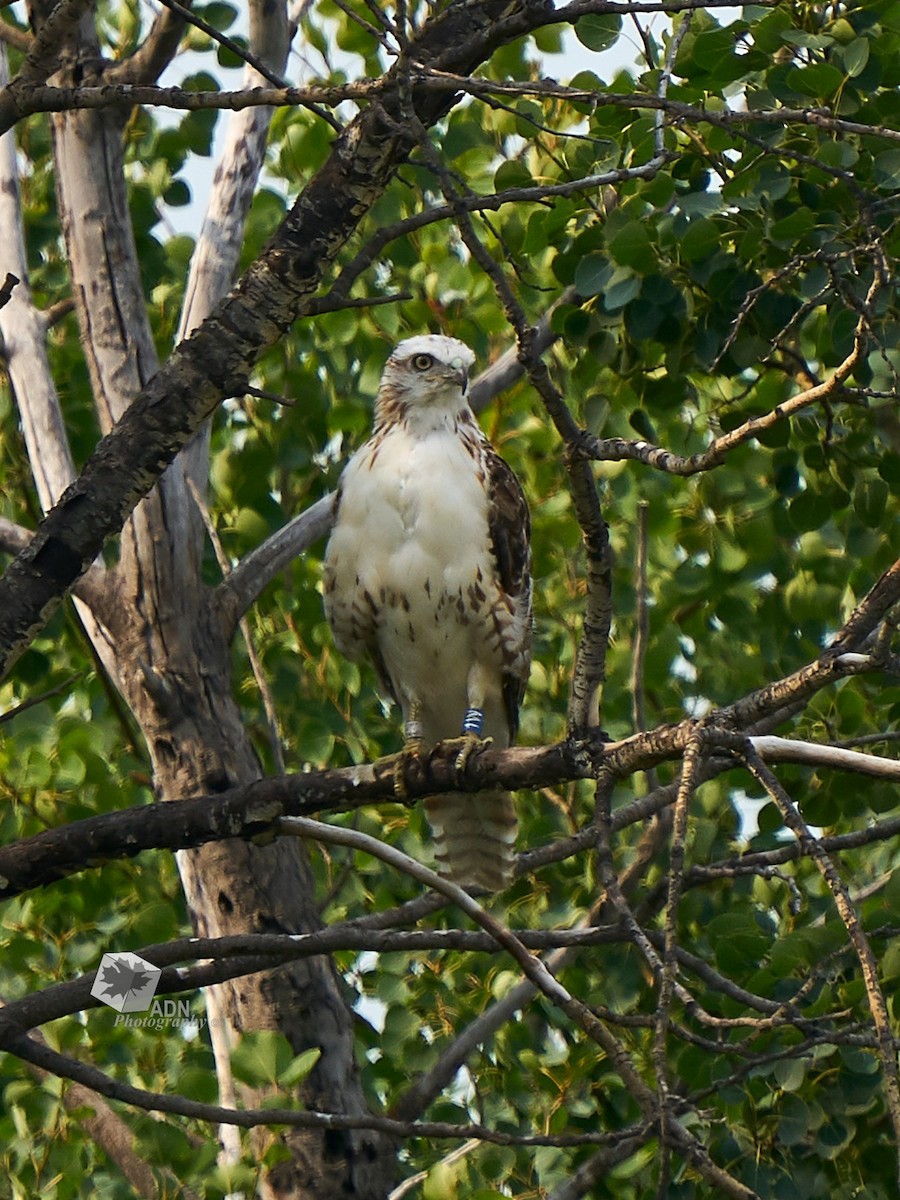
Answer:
top-left (381, 335), bottom-right (476, 407)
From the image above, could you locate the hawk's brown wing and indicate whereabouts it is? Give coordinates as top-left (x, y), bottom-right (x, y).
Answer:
top-left (484, 442), bottom-right (532, 742)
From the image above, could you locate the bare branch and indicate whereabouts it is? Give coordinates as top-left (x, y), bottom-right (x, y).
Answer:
top-left (468, 286), bottom-right (576, 413)
top-left (0, 20), bottom-right (32, 53)
top-left (215, 495), bottom-right (334, 634)
top-left (0, 672), bottom-right (83, 725)
top-left (0, 46), bottom-right (77, 510)
top-left (0, 515), bottom-right (32, 555)
top-left (156, 0), bottom-right (288, 87)
top-left (1, 643), bottom-right (895, 902)
top-left (0, 270), bottom-right (16, 308)
top-left (750, 735), bottom-right (900, 780)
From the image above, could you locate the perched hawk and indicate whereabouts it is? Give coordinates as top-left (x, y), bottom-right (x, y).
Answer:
top-left (323, 335), bottom-right (532, 892)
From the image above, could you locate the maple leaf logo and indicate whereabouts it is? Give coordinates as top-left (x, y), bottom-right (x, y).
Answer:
top-left (90, 952), bottom-right (161, 1012)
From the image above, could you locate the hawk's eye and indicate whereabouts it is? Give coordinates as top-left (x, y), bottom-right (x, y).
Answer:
top-left (411, 353), bottom-right (434, 371)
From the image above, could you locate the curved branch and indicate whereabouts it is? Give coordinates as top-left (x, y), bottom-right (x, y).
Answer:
top-left (279, 815), bottom-right (759, 1200)
top-left (0, 1009), bottom-right (650, 1147)
top-left (215, 495), bottom-right (334, 635)
top-left (0, 21), bottom-right (32, 54)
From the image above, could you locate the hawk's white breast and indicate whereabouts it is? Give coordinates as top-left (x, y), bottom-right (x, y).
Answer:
top-left (325, 415), bottom-right (509, 744)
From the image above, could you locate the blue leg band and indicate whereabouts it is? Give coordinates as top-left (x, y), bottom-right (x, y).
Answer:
top-left (461, 707), bottom-right (484, 736)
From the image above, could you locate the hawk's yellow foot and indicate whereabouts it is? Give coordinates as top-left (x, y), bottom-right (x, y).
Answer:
top-left (440, 709), bottom-right (493, 784)
top-left (392, 717), bottom-right (425, 802)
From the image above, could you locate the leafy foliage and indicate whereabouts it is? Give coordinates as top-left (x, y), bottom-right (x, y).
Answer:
top-left (1, 0), bottom-right (900, 1197)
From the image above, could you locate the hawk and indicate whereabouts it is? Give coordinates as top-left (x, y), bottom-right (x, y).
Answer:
top-left (323, 335), bottom-right (532, 892)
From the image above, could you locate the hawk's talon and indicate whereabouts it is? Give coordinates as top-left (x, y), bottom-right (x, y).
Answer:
top-left (437, 733), bottom-right (494, 785)
top-left (393, 739), bottom-right (424, 803)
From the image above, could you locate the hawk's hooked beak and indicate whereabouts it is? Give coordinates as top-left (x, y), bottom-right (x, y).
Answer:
top-left (450, 359), bottom-right (469, 393)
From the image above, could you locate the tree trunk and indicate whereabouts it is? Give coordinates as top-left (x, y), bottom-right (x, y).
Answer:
top-left (21, 4), bottom-right (395, 1194)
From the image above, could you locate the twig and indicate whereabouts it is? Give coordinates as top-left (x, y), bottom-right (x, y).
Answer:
top-left (630, 500), bottom-right (653, 743)
top-left (572, 282), bottom-right (875, 478)
top-left (155, 0), bottom-right (289, 87)
top-left (655, 732), bottom-right (704, 1188)
top-left (387, 1139), bottom-right (481, 1200)
top-left (0, 1014), bottom-right (650, 1146)
top-left (0, 0), bottom-right (93, 135)
top-left (0, 673), bottom-right (83, 725)
top-left (243, 384), bottom-right (296, 407)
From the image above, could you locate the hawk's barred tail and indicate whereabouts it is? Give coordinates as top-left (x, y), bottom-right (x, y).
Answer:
top-left (424, 791), bottom-right (517, 893)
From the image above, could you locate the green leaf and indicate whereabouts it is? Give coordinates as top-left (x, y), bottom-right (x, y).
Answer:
top-left (608, 222), bottom-right (657, 273)
top-left (279, 1046), bottom-right (321, 1087)
top-left (839, 37), bottom-right (870, 77)
top-left (854, 477), bottom-right (888, 527)
top-left (573, 253), bottom-right (610, 297)
top-left (574, 14), bottom-right (621, 51)
top-left (602, 266), bottom-right (642, 310)
top-left (679, 217), bottom-right (720, 262)
top-left (786, 62), bottom-right (844, 98)
top-left (777, 1094), bottom-right (812, 1146)
top-left (874, 149), bottom-right (900, 189)
top-left (231, 1031), bottom-right (294, 1086)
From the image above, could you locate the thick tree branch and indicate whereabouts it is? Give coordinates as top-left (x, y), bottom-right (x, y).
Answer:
top-left (0, 738), bottom-right (598, 899)
top-left (4, 697), bottom-right (898, 903)
top-left (215, 496), bottom-right (334, 634)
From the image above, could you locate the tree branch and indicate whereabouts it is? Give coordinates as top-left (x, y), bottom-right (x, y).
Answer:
top-left (0, 1012), bottom-right (639, 1145)
top-left (215, 496), bottom-right (334, 635)
top-left (1, 633), bottom-right (897, 902)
